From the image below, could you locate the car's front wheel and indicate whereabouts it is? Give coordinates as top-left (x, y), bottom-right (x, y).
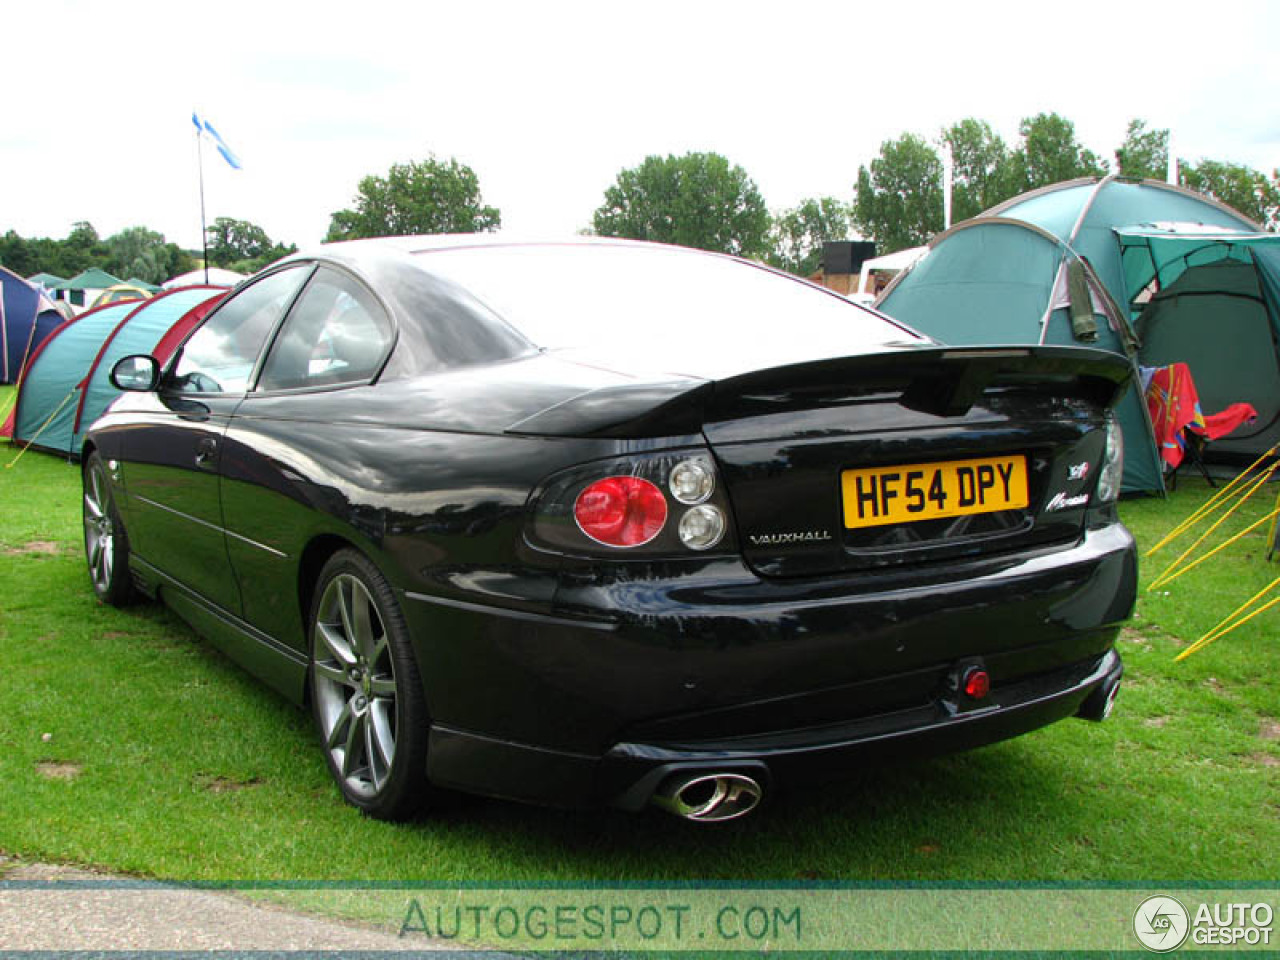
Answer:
top-left (83, 452), bottom-right (134, 606)
top-left (308, 549), bottom-right (431, 820)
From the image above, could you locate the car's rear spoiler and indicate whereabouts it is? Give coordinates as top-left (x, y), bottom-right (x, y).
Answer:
top-left (505, 345), bottom-right (1133, 439)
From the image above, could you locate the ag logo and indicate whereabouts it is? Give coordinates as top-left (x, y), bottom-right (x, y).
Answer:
top-left (1134, 895), bottom-right (1190, 952)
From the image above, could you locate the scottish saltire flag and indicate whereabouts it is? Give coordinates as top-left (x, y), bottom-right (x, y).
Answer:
top-left (191, 112), bottom-right (242, 170)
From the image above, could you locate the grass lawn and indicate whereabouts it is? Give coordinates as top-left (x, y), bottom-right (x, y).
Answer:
top-left (1, 380), bottom-right (1277, 884)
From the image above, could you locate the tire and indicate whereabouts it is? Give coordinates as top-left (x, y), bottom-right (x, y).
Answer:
top-left (308, 549), bottom-right (432, 820)
top-left (83, 452), bottom-right (135, 606)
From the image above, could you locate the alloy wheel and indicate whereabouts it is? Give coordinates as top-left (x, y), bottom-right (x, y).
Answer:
top-left (312, 573), bottom-right (398, 798)
top-left (83, 462), bottom-right (115, 594)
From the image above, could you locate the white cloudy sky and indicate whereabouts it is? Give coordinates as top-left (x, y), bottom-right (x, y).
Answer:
top-left (3, 0), bottom-right (1277, 252)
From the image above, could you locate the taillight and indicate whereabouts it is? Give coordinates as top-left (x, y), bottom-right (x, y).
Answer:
top-left (678, 503), bottom-right (726, 550)
top-left (668, 458), bottom-right (715, 504)
top-left (574, 476), bottom-right (668, 547)
top-left (529, 451), bottom-right (737, 557)
top-left (1095, 417), bottom-right (1124, 503)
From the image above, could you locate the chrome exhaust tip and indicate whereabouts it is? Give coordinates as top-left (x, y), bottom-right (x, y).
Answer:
top-left (650, 772), bottom-right (763, 822)
top-left (1077, 675), bottom-right (1121, 722)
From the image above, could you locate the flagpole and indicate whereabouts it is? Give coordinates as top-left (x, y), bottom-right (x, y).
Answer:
top-left (942, 142), bottom-right (953, 230)
top-left (192, 112), bottom-right (240, 281)
top-left (196, 123), bottom-right (209, 284)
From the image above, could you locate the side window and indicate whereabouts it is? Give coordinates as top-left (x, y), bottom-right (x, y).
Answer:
top-left (168, 266), bottom-right (309, 394)
top-left (258, 268), bottom-right (392, 391)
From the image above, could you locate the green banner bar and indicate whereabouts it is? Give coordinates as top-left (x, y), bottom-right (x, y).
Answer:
top-left (281, 888), bottom-right (1278, 952)
top-left (5, 877), bottom-right (1273, 953)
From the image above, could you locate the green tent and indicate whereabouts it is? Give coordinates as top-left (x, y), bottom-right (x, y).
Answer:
top-left (1117, 227), bottom-right (1280, 464)
top-left (27, 272), bottom-right (65, 291)
top-left (877, 176), bottom-right (1267, 494)
top-left (55, 267), bottom-right (124, 308)
top-left (57, 267), bottom-right (123, 289)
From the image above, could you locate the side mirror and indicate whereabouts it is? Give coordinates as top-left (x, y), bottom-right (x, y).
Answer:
top-left (110, 355), bottom-right (160, 392)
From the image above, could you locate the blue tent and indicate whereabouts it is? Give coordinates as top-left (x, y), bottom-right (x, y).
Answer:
top-left (4, 286), bottom-right (223, 455)
top-left (1, 265), bottom-right (64, 384)
top-left (877, 177), bottom-right (1264, 494)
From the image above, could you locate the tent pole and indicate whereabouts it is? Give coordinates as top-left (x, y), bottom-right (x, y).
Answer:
top-left (1066, 174), bottom-right (1116, 249)
top-left (1, 288), bottom-right (8, 382)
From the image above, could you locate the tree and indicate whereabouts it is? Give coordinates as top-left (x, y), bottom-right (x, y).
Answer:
top-left (1112, 119), bottom-right (1278, 227)
top-left (203, 217), bottom-right (294, 273)
top-left (768, 196), bottom-right (852, 276)
top-left (1179, 160), bottom-right (1280, 230)
top-left (67, 220), bottom-right (100, 251)
top-left (591, 152), bottom-right (772, 258)
top-left (206, 217), bottom-right (272, 267)
top-left (244, 241), bottom-right (297, 274)
top-left (105, 226), bottom-right (193, 285)
top-left (1007, 113), bottom-right (1106, 192)
top-left (2, 231), bottom-right (78, 278)
top-left (326, 155), bottom-right (500, 241)
top-left (59, 221), bottom-right (109, 275)
top-left (852, 133), bottom-right (943, 253)
top-left (1115, 118), bottom-right (1169, 180)
top-left (107, 226), bottom-right (164, 271)
top-left (941, 118), bottom-right (1013, 221)
top-left (0, 224), bottom-right (198, 283)
top-left (0, 230), bottom-right (38, 276)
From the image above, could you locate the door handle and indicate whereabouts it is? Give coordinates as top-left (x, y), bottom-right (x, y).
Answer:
top-left (195, 437), bottom-right (219, 469)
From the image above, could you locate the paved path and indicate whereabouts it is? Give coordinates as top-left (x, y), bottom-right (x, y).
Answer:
top-left (0, 861), bottom-right (461, 953)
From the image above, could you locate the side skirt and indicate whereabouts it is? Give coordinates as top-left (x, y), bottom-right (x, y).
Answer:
top-left (131, 557), bottom-right (308, 704)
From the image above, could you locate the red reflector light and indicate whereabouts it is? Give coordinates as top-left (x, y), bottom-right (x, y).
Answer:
top-left (963, 668), bottom-right (991, 700)
top-left (574, 476), bottom-right (668, 547)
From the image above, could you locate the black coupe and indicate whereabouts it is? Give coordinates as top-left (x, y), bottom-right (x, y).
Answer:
top-left (83, 237), bottom-right (1135, 822)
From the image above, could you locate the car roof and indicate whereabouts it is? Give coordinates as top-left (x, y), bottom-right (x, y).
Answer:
top-left (303, 233), bottom-right (734, 262)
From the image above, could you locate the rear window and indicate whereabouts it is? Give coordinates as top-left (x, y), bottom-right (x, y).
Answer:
top-left (413, 244), bottom-right (921, 379)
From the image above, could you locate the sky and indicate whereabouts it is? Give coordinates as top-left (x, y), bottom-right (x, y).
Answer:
top-left (3, 0), bottom-right (1278, 254)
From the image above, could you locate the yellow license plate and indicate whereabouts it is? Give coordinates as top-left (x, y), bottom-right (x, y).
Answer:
top-left (842, 455), bottom-right (1029, 529)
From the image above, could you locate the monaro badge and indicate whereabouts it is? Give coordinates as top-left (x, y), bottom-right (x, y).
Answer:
top-left (749, 530), bottom-right (834, 546)
top-left (1045, 491), bottom-right (1090, 512)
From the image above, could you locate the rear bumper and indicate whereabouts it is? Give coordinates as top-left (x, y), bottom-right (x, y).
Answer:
top-left (606, 647), bottom-right (1123, 810)
top-left (408, 521), bottom-right (1136, 809)
top-left (425, 648), bottom-right (1123, 810)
